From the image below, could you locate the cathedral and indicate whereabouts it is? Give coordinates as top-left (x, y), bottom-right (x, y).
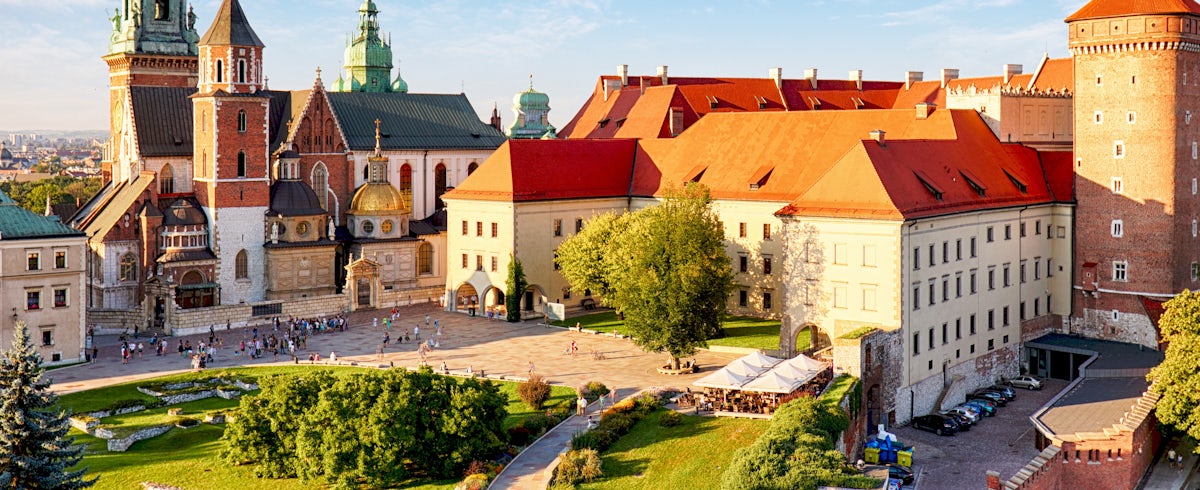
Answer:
top-left (71, 0), bottom-right (506, 332)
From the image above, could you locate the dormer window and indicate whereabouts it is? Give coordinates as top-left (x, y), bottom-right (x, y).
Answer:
top-left (960, 169), bottom-right (987, 197)
top-left (1002, 169), bottom-right (1028, 193)
top-left (754, 96), bottom-right (768, 110)
top-left (914, 170), bottom-right (944, 201)
top-left (706, 95), bottom-right (718, 109)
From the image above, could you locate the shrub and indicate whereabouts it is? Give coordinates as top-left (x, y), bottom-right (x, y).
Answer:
top-left (598, 412), bottom-right (634, 434)
top-left (633, 392), bottom-right (660, 415)
top-left (463, 460), bottom-right (487, 478)
top-left (518, 374), bottom-right (552, 410)
top-left (519, 413), bottom-right (553, 434)
top-left (570, 430), bottom-right (604, 451)
top-left (455, 473), bottom-right (490, 490)
top-left (507, 426), bottom-right (533, 446)
top-left (549, 404), bottom-right (572, 421)
top-left (583, 381), bottom-right (609, 401)
top-left (659, 410), bottom-right (682, 427)
top-left (607, 398), bottom-right (636, 415)
top-left (553, 449), bottom-right (603, 486)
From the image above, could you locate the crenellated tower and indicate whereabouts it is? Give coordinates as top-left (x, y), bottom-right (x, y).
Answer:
top-left (1069, 0), bottom-right (1200, 346)
top-left (191, 0), bottom-right (271, 304)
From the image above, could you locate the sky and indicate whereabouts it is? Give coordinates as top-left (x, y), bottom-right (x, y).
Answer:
top-left (0, 0), bottom-right (1089, 132)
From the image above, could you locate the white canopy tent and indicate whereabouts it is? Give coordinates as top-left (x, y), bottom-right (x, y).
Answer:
top-left (695, 353), bottom-right (829, 394)
top-left (721, 352), bottom-right (784, 377)
top-left (741, 371), bottom-right (805, 394)
top-left (694, 367), bottom-right (753, 389)
top-left (767, 354), bottom-right (828, 379)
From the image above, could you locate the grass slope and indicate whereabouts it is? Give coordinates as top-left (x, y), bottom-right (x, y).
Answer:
top-left (551, 313), bottom-right (794, 351)
top-left (64, 366), bottom-right (575, 489)
top-left (578, 411), bottom-right (768, 490)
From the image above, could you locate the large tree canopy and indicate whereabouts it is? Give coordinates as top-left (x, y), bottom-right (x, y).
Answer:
top-left (556, 184), bottom-right (734, 368)
top-left (1149, 289), bottom-right (1200, 442)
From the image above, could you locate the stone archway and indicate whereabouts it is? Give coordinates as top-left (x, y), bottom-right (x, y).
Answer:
top-left (344, 256), bottom-right (381, 312)
top-left (455, 283), bottom-right (479, 316)
top-left (523, 284), bottom-right (546, 312)
top-left (806, 324), bottom-right (832, 353)
top-left (482, 286), bottom-right (506, 318)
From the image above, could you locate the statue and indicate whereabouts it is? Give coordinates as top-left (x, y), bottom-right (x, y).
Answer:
top-left (270, 221), bottom-right (280, 244)
top-left (130, 1), bottom-right (141, 28)
top-left (187, 5), bottom-right (197, 31)
top-left (328, 218), bottom-right (336, 240)
top-left (110, 8), bottom-right (122, 32)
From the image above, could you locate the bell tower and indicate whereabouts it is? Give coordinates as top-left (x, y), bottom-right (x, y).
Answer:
top-left (331, 0), bottom-right (406, 93)
top-left (192, 0), bottom-right (270, 304)
top-left (1068, 0), bottom-right (1200, 346)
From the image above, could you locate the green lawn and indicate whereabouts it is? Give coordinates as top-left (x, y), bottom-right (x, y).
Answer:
top-left (820, 374), bottom-right (857, 407)
top-left (577, 410), bottom-right (769, 490)
top-left (552, 313), bottom-right (787, 351)
top-left (63, 366), bottom-right (575, 489)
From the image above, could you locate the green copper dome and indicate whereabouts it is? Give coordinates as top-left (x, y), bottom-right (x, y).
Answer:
top-left (515, 88), bottom-right (550, 111)
top-left (508, 76), bottom-right (555, 139)
top-left (333, 0), bottom-right (404, 93)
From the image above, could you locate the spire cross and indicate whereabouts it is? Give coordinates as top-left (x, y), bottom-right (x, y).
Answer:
top-left (373, 118), bottom-right (382, 155)
top-left (529, 73), bottom-right (534, 90)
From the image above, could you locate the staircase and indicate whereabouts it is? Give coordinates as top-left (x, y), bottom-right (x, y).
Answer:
top-left (933, 374), bottom-right (965, 411)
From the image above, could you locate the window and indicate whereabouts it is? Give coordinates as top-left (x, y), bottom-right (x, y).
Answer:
top-left (476, 255), bottom-right (483, 271)
top-left (970, 314), bottom-right (977, 335)
top-left (476, 221), bottom-right (483, 237)
top-left (27, 251), bottom-right (39, 271)
top-left (928, 279), bottom-right (935, 306)
top-left (988, 267), bottom-right (996, 290)
top-left (862, 285), bottom-right (877, 311)
top-left (970, 236), bottom-right (977, 257)
top-left (970, 344), bottom-right (976, 354)
top-left (988, 339), bottom-right (995, 351)
top-left (160, 164), bottom-right (174, 194)
top-left (913, 247), bottom-right (920, 270)
top-left (1193, 178), bottom-right (1198, 195)
top-left (1034, 298), bottom-right (1040, 316)
top-left (987, 226), bottom-right (994, 242)
top-left (1020, 222), bottom-right (1027, 237)
top-left (763, 256), bottom-right (773, 275)
top-left (942, 241), bottom-right (949, 263)
top-left (119, 254), bottom-right (136, 281)
top-left (154, 0), bottom-right (169, 20)
top-left (41, 330), bottom-right (52, 347)
top-left (1190, 110), bottom-right (1194, 125)
top-left (238, 110), bottom-right (247, 133)
top-left (53, 288), bottom-right (67, 308)
top-left (1020, 260), bottom-right (1027, 283)
top-left (1035, 257), bottom-right (1042, 279)
top-left (804, 281), bottom-right (815, 305)
top-left (763, 292), bottom-right (773, 310)
top-left (739, 290), bottom-right (748, 307)
top-left (1112, 177), bottom-right (1123, 194)
top-left (1003, 263), bottom-right (1011, 287)
top-left (955, 273), bottom-right (962, 297)
top-left (833, 243), bottom-right (847, 265)
top-left (956, 239), bottom-right (962, 261)
top-left (398, 163), bottom-right (412, 211)
top-left (553, 219), bottom-right (563, 237)
top-left (215, 59), bottom-right (224, 83)
top-left (1114, 141), bottom-right (1124, 158)
top-left (928, 328), bottom-right (935, 350)
top-left (738, 222), bottom-right (746, 238)
top-left (1095, 74), bottom-right (1102, 86)
top-left (833, 284), bottom-right (847, 309)
top-left (1004, 224), bottom-right (1012, 240)
top-left (942, 323), bottom-right (948, 344)
top-left (988, 309), bottom-right (995, 330)
top-left (1094, 111), bottom-right (1103, 124)
top-left (468, 162), bottom-right (478, 175)
top-left (235, 250), bottom-right (248, 279)
top-left (941, 277), bottom-right (949, 302)
top-left (237, 59), bottom-right (246, 83)
top-left (54, 251), bottom-right (66, 269)
top-left (763, 223), bottom-right (771, 240)
top-left (1113, 261), bottom-right (1128, 281)
top-left (863, 245), bottom-right (877, 267)
top-left (956, 318), bottom-right (962, 340)
top-left (1036, 220), bottom-right (1042, 235)
top-left (575, 218), bottom-right (583, 234)
top-left (1112, 220), bottom-right (1124, 237)
top-left (1020, 302), bottom-right (1026, 321)
top-left (491, 256), bottom-right (497, 272)
top-left (491, 223), bottom-right (498, 238)
top-left (553, 251), bottom-right (560, 271)
top-left (434, 164), bottom-right (448, 210)
top-left (1128, 111), bottom-right (1137, 124)
top-left (1193, 262), bottom-right (1200, 282)
top-left (461, 221), bottom-right (468, 235)
top-left (461, 254), bottom-right (468, 269)
top-left (418, 243), bottom-right (433, 275)
top-left (1194, 141), bottom-right (1199, 160)
top-left (26, 290), bottom-right (39, 310)
top-left (929, 244), bottom-right (935, 267)
top-left (237, 151), bottom-right (246, 178)
top-left (739, 255), bottom-right (748, 273)
top-left (970, 269), bottom-right (978, 294)
top-left (912, 284), bottom-right (920, 309)
top-left (1003, 306), bottom-right (1011, 326)
top-left (913, 333), bottom-right (920, 355)
top-left (1194, 219), bottom-right (1198, 237)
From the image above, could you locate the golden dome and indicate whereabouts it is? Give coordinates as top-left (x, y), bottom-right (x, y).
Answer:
top-left (349, 183), bottom-right (407, 213)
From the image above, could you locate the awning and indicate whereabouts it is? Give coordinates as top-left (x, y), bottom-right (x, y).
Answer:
top-left (176, 282), bottom-right (220, 291)
top-left (693, 368), bottom-right (752, 389)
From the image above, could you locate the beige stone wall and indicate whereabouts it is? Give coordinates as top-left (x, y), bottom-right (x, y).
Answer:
top-left (2, 235), bottom-right (88, 365)
top-left (265, 244), bottom-right (338, 300)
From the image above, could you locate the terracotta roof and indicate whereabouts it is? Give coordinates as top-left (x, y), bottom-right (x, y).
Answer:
top-left (443, 139), bottom-right (637, 202)
top-left (199, 0), bottom-right (264, 47)
top-left (891, 80), bottom-right (945, 110)
top-left (1040, 150), bottom-right (1075, 202)
top-left (1029, 58), bottom-right (1074, 94)
top-left (1065, 0), bottom-right (1200, 22)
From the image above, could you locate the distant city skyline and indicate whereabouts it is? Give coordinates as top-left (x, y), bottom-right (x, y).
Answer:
top-left (3, 0), bottom-right (1086, 132)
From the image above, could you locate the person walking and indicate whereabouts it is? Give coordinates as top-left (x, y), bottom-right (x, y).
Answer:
top-left (577, 394), bottom-right (588, 415)
top-left (528, 360), bottom-right (535, 375)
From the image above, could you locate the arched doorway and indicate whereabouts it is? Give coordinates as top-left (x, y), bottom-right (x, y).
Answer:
top-left (483, 286), bottom-right (506, 318)
top-left (456, 283), bottom-right (479, 315)
top-left (867, 383), bottom-right (882, 432)
top-left (176, 270), bottom-right (215, 309)
top-left (522, 285), bottom-right (545, 312)
top-left (799, 323), bottom-right (832, 354)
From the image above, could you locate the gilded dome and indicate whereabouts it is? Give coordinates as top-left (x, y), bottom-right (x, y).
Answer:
top-left (350, 182), bottom-right (406, 213)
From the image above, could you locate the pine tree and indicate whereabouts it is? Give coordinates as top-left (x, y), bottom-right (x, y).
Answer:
top-left (0, 321), bottom-right (95, 489)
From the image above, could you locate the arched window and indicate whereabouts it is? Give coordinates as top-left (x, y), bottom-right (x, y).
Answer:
top-left (237, 151), bottom-right (246, 177)
top-left (312, 162), bottom-right (329, 210)
top-left (363, 163), bottom-right (369, 181)
top-left (237, 59), bottom-right (247, 83)
top-left (235, 250), bottom-right (248, 279)
top-left (237, 110), bottom-right (247, 133)
top-left (434, 163), bottom-right (447, 210)
top-left (399, 163), bottom-right (413, 211)
top-left (159, 164), bottom-right (174, 194)
top-left (418, 243), bottom-right (433, 275)
top-left (119, 253), bottom-right (137, 282)
top-left (215, 60), bottom-right (224, 83)
top-left (468, 162), bottom-right (478, 175)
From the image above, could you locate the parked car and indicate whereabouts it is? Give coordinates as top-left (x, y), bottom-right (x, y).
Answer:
top-left (945, 406), bottom-right (980, 424)
top-left (884, 464), bottom-right (915, 485)
top-left (912, 414), bottom-right (960, 436)
top-left (953, 403), bottom-right (983, 419)
top-left (974, 387), bottom-right (1013, 403)
top-left (969, 390), bottom-right (1008, 406)
top-left (963, 399), bottom-right (996, 416)
top-left (986, 384), bottom-right (1016, 399)
top-left (1006, 375), bottom-right (1043, 390)
top-left (938, 410), bottom-right (972, 429)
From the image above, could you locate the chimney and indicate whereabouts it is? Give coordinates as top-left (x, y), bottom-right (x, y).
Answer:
top-left (657, 65), bottom-right (669, 85)
top-left (940, 68), bottom-right (960, 88)
top-left (849, 69), bottom-right (863, 91)
top-left (618, 64), bottom-right (629, 87)
top-left (915, 102), bottom-right (936, 120)
top-left (905, 71), bottom-right (924, 90)
top-left (870, 129), bottom-right (886, 146)
top-left (769, 67), bottom-right (783, 90)
top-left (1003, 64), bottom-right (1023, 85)
top-left (804, 68), bottom-right (818, 90)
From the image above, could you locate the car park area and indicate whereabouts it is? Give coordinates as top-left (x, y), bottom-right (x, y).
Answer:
top-left (888, 377), bottom-right (1066, 489)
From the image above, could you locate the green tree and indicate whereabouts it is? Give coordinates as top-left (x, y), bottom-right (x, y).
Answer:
top-left (0, 321), bottom-right (95, 489)
top-left (557, 184), bottom-right (735, 369)
top-left (506, 255), bottom-right (528, 322)
top-left (1150, 289), bottom-right (1200, 442)
top-left (222, 370), bottom-right (335, 478)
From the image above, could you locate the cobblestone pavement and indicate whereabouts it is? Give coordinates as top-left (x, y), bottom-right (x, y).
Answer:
top-left (889, 378), bottom-right (1067, 490)
top-left (50, 303), bottom-right (740, 396)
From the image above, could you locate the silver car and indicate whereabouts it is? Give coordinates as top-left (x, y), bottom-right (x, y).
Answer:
top-left (1006, 375), bottom-right (1043, 390)
top-left (946, 406), bottom-right (980, 424)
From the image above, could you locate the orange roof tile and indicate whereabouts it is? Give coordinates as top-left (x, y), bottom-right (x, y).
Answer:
top-left (1065, 0), bottom-right (1200, 22)
top-left (1029, 58), bottom-right (1074, 94)
top-left (891, 80), bottom-right (945, 109)
top-left (443, 139), bottom-right (637, 202)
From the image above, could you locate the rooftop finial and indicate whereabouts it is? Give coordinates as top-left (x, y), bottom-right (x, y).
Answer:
top-left (373, 118), bottom-right (382, 156)
top-left (529, 73), bottom-right (534, 91)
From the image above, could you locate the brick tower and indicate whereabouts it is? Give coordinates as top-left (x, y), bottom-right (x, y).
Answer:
top-left (192, 0), bottom-right (270, 304)
top-left (102, 0), bottom-right (200, 184)
top-left (1069, 0), bottom-right (1200, 346)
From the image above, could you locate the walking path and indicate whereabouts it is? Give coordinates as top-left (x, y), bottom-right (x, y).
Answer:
top-left (1145, 439), bottom-right (1200, 490)
top-left (48, 304), bottom-right (742, 489)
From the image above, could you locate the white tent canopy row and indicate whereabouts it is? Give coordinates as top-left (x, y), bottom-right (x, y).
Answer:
top-left (692, 352), bottom-right (829, 393)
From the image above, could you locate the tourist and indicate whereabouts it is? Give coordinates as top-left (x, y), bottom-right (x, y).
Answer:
top-left (571, 340), bottom-right (578, 356)
top-left (414, 325), bottom-right (421, 340)
top-left (577, 394), bottom-right (588, 415)
top-left (330, 351), bottom-right (337, 363)
top-left (137, 341), bottom-right (143, 358)
top-left (528, 360), bottom-right (535, 375)
top-left (91, 347), bottom-right (98, 364)
top-left (425, 314), bottom-right (430, 326)
top-left (440, 361), bottom-right (448, 373)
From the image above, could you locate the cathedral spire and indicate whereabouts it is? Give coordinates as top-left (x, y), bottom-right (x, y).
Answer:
top-left (334, 0), bottom-right (399, 93)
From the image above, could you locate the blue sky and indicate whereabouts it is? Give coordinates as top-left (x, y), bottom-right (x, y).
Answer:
top-left (1, 0), bottom-right (1088, 132)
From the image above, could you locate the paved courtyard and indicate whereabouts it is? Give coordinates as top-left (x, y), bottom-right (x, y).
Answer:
top-left (890, 378), bottom-right (1067, 490)
top-left (50, 302), bottom-right (742, 398)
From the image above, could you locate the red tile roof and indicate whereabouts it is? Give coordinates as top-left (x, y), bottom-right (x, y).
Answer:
top-left (442, 139), bottom-right (637, 202)
top-left (1030, 58), bottom-right (1074, 94)
top-left (1065, 0), bottom-right (1200, 22)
